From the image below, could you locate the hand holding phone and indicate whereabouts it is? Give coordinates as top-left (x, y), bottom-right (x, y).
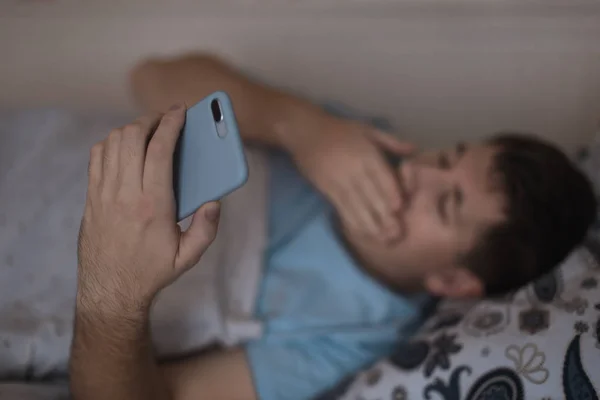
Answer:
top-left (174, 91), bottom-right (248, 221)
top-left (79, 105), bottom-right (225, 306)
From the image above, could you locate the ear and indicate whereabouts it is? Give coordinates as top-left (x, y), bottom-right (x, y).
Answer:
top-left (424, 268), bottom-right (484, 298)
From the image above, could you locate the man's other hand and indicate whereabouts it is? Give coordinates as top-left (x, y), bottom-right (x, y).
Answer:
top-left (291, 118), bottom-right (415, 242)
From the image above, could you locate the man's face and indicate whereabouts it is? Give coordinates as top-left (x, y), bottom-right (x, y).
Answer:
top-left (346, 142), bottom-right (508, 297)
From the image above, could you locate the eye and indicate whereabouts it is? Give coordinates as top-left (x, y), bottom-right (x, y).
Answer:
top-left (438, 153), bottom-right (451, 169)
top-left (437, 191), bottom-right (449, 224)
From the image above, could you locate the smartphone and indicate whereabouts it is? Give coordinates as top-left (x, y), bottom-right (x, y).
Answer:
top-left (173, 91), bottom-right (248, 221)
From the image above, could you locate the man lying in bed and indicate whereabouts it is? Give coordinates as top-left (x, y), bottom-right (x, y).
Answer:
top-left (70, 53), bottom-right (596, 400)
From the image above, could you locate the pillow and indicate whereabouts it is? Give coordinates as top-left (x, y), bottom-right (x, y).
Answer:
top-left (316, 242), bottom-right (600, 399)
top-left (0, 383), bottom-right (69, 400)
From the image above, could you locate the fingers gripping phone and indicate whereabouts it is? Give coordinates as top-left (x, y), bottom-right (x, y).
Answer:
top-left (173, 91), bottom-right (248, 221)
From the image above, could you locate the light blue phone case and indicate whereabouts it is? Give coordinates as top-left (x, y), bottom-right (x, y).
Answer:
top-left (174, 91), bottom-right (248, 221)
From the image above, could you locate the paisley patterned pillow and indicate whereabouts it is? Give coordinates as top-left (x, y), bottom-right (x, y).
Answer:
top-left (315, 239), bottom-right (600, 400)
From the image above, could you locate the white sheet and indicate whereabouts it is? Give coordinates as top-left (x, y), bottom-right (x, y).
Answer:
top-left (0, 109), bottom-right (269, 387)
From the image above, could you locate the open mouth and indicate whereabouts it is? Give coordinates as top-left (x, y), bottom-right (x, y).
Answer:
top-left (383, 150), bottom-right (404, 169)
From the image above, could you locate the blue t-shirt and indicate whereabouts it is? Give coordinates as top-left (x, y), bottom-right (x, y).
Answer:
top-left (244, 151), bottom-right (429, 400)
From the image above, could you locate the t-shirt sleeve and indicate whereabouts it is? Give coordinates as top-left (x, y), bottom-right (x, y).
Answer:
top-left (245, 335), bottom-right (392, 400)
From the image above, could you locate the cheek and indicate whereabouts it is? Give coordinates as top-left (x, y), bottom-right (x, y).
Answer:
top-left (404, 210), bottom-right (449, 244)
top-left (399, 213), bottom-right (457, 268)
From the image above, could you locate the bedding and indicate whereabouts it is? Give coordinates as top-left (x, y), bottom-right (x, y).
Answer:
top-left (0, 109), bottom-right (269, 384)
top-left (0, 384), bottom-right (68, 400)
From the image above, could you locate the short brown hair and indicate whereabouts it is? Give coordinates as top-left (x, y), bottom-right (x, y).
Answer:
top-left (463, 133), bottom-right (597, 296)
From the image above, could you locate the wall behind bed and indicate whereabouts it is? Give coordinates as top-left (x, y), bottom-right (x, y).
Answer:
top-left (1, 0), bottom-right (600, 151)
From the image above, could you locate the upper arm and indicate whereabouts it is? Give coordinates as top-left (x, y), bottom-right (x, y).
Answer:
top-left (161, 348), bottom-right (257, 400)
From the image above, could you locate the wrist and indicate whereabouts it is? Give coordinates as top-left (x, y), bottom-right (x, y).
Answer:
top-left (73, 293), bottom-right (151, 361)
top-left (76, 289), bottom-right (152, 322)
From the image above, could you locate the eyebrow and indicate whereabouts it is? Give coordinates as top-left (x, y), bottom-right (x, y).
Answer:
top-left (456, 142), bottom-right (467, 159)
top-left (439, 186), bottom-right (464, 226)
top-left (438, 143), bottom-right (468, 225)
top-left (438, 191), bottom-right (450, 224)
top-left (453, 185), bottom-right (463, 219)
top-left (452, 143), bottom-right (467, 222)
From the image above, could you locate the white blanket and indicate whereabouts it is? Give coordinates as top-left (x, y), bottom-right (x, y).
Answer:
top-left (0, 109), bottom-right (268, 387)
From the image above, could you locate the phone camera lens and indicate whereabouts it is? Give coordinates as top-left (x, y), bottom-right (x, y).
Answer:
top-left (211, 99), bottom-right (223, 122)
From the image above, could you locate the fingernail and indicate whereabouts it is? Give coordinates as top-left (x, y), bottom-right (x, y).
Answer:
top-left (205, 203), bottom-right (221, 222)
top-left (169, 103), bottom-right (182, 111)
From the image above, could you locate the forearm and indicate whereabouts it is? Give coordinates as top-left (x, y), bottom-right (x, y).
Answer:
top-left (70, 297), bottom-right (171, 400)
top-left (130, 53), bottom-right (332, 152)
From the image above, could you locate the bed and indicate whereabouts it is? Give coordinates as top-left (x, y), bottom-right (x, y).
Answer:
top-left (1, 1), bottom-right (600, 398)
